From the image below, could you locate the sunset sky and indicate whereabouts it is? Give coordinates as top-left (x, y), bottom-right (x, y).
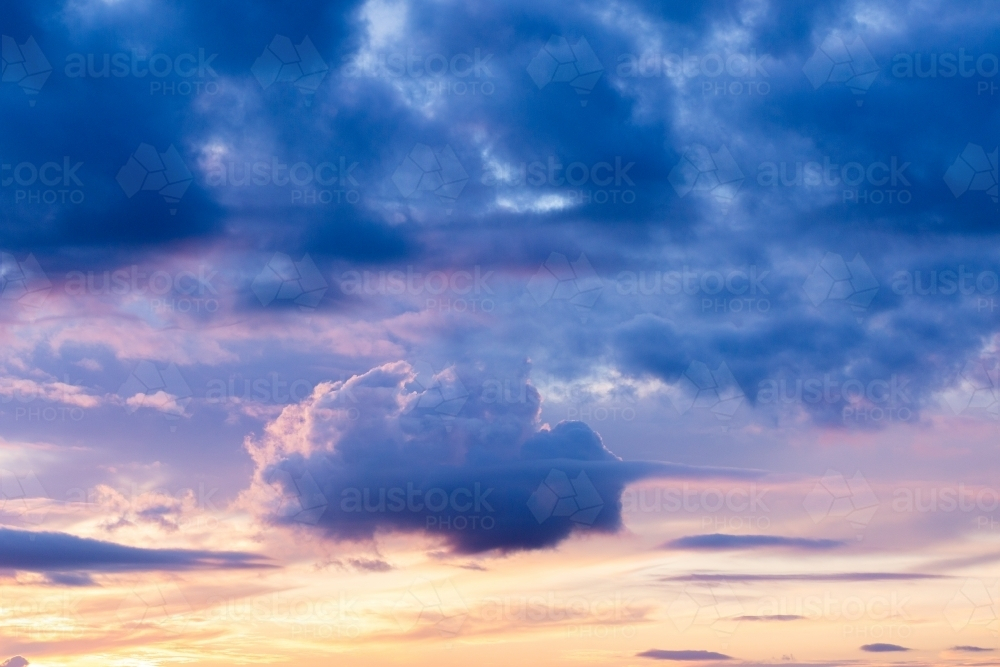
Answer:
top-left (1, 0), bottom-right (999, 665)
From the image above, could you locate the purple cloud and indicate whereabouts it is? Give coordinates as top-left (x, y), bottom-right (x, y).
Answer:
top-left (665, 534), bottom-right (845, 551)
top-left (638, 649), bottom-right (732, 661)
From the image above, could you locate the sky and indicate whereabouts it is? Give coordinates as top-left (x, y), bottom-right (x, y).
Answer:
top-left (0, 0), bottom-right (999, 665)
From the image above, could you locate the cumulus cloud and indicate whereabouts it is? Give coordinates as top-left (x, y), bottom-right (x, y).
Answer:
top-left (245, 361), bottom-right (762, 553)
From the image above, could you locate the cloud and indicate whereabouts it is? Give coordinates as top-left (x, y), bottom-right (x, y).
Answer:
top-left (1, 658), bottom-right (28, 667)
top-left (43, 571), bottom-right (95, 586)
top-left (0, 377), bottom-right (101, 408)
top-left (860, 643), bottom-right (909, 652)
top-left (949, 646), bottom-right (994, 652)
top-left (0, 528), bottom-right (270, 577)
top-left (665, 534), bottom-right (845, 551)
top-left (637, 649), bottom-right (732, 661)
top-left (347, 557), bottom-right (392, 572)
top-left (245, 361), bottom-right (763, 553)
top-left (735, 615), bottom-right (804, 622)
top-left (663, 572), bottom-right (945, 583)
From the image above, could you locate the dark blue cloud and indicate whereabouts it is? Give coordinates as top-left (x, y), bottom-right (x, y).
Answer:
top-left (256, 361), bottom-right (764, 553)
top-left (0, 527), bottom-right (270, 576)
top-left (0, 0), bottom-right (997, 429)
